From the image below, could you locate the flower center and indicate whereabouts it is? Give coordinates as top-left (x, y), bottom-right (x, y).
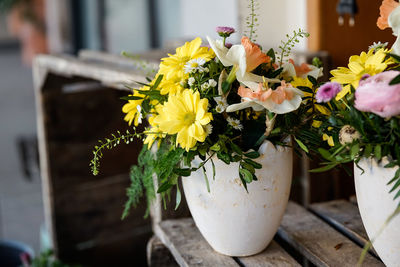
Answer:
top-left (183, 112), bottom-right (196, 125)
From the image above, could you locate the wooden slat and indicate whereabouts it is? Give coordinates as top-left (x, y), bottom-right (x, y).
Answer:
top-left (147, 236), bottom-right (179, 267)
top-left (309, 200), bottom-right (378, 257)
top-left (154, 218), bottom-right (239, 267)
top-left (237, 241), bottom-right (301, 267)
top-left (278, 201), bottom-right (383, 267)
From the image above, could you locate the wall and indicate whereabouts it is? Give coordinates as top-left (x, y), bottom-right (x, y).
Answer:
top-left (238, 0), bottom-right (307, 51)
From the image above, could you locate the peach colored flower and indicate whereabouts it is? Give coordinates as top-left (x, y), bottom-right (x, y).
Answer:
top-left (377, 0), bottom-right (399, 30)
top-left (241, 36), bottom-right (270, 72)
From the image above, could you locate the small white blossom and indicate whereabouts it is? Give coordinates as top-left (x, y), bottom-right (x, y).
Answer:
top-left (208, 79), bottom-right (217, 87)
top-left (213, 96), bottom-right (227, 106)
top-left (215, 105), bottom-right (225, 113)
top-left (203, 67), bottom-right (209, 73)
top-left (184, 58), bottom-right (206, 74)
top-left (227, 117), bottom-right (243, 131)
top-left (205, 124), bottom-right (213, 135)
top-left (201, 82), bottom-right (210, 91)
top-left (136, 105), bottom-right (143, 124)
top-left (369, 41), bottom-right (389, 51)
top-left (188, 77), bottom-right (195, 86)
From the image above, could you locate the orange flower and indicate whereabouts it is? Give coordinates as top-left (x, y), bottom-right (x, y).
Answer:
top-left (238, 81), bottom-right (294, 104)
top-left (289, 59), bottom-right (311, 77)
top-left (377, 0), bottom-right (399, 30)
top-left (241, 36), bottom-right (270, 72)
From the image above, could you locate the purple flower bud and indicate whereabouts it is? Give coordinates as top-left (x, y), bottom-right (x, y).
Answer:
top-left (216, 26), bottom-right (235, 38)
top-left (225, 42), bottom-right (233, 48)
top-left (315, 82), bottom-right (342, 103)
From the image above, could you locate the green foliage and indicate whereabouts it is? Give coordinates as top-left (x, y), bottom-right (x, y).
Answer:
top-left (277, 29), bottom-right (310, 64)
top-left (30, 250), bottom-right (80, 267)
top-left (312, 94), bottom-right (400, 206)
top-left (244, 0), bottom-right (260, 42)
top-left (90, 130), bottom-right (139, 176)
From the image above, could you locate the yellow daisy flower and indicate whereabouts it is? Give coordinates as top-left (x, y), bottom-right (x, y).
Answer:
top-left (331, 49), bottom-right (393, 100)
top-left (143, 112), bottom-right (166, 149)
top-left (159, 76), bottom-right (184, 95)
top-left (290, 76), bottom-right (331, 116)
top-left (153, 89), bottom-right (213, 151)
top-left (323, 134), bottom-right (334, 147)
top-left (122, 87), bottom-right (148, 126)
top-left (159, 37), bottom-right (215, 80)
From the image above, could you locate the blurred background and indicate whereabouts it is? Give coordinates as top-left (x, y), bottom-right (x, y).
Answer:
top-left (0, 0), bottom-right (395, 266)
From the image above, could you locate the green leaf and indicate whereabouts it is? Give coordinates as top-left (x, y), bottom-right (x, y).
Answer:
top-left (388, 53), bottom-right (400, 63)
top-left (350, 143), bottom-right (360, 160)
top-left (222, 81), bottom-right (231, 93)
top-left (309, 163), bottom-right (339, 173)
top-left (244, 151), bottom-right (260, 159)
top-left (173, 168), bottom-right (192, 177)
top-left (389, 74), bottom-right (400, 85)
top-left (120, 95), bottom-right (143, 101)
top-left (266, 48), bottom-right (276, 62)
top-left (294, 137), bottom-right (309, 153)
top-left (364, 144), bottom-right (372, 158)
top-left (389, 177), bottom-right (400, 193)
top-left (175, 186), bottom-right (181, 210)
top-left (210, 143), bottom-right (221, 152)
top-left (374, 145), bottom-right (382, 161)
top-left (211, 159), bottom-right (216, 180)
top-left (243, 158), bottom-right (262, 169)
top-left (239, 168), bottom-right (253, 183)
top-left (217, 152), bottom-right (231, 164)
top-left (297, 86), bottom-right (314, 94)
top-left (230, 142), bottom-right (243, 155)
top-left (307, 75), bottom-right (317, 86)
top-left (318, 148), bottom-right (333, 161)
top-left (202, 167), bottom-right (210, 193)
top-left (388, 169), bottom-right (400, 185)
top-left (151, 74), bottom-right (163, 90)
top-left (157, 181), bottom-right (172, 193)
top-left (241, 162), bottom-right (255, 174)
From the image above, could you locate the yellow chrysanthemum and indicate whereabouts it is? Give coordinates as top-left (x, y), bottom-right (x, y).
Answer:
top-left (290, 76), bottom-right (331, 116)
top-left (159, 76), bottom-right (184, 95)
top-left (323, 134), bottom-right (334, 147)
top-left (143, 111), bottom-right (166, 149)
top-left (159, 37), bottom-right (215, 80)
top-left (290, 76), bottom-right (313, 88)
top-left (122, 87), bottom-right (148, 126)
top-left (331, 49), bottom-right (393, 100)
top-left (153, 89), bottom-right (213, 151)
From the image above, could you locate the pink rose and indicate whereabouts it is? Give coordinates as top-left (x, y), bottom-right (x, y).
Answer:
top-left (354, 70), bottom-right (400, 118)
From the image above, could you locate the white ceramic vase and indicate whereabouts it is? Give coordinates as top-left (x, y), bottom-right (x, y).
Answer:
top-left (182, 140), bottom-right (293, 256)
top-left (354, 158), bottom-right (400, 267)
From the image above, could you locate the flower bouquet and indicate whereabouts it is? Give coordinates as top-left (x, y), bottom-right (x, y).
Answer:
top-left (90, 5), bottom-right (324, 256)
top-left (310, 1), bottom-right (400, 265)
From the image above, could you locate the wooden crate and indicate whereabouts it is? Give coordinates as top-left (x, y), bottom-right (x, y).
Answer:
top-left (33, 52), bottom-right (189, 266)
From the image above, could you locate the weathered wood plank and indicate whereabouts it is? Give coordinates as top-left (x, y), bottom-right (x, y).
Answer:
top-left (34, 54), bottom-right (147, 91)
top-left (154, 218), bottom-right (239, 267)
top-left (278, 201), bottom-right (383, 267)
top-left (237, 241), bottom-right (301, 267)
top-left (309, 199), bottom-right (378, 257)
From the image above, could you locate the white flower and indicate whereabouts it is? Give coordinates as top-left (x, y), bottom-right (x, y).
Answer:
top-left (213, 96), bottom-right (227, 106)
top-left (136, 105), bottom-right (143, 124)
top-left (184, 58), bottom-right (206, 74)
top-left (208, 79), bottom-right (217, 87)
top-left (201, 82), bottom-right (210, 91)
top-left (188, 77), bottom-right (195, 86)
top-left (204, 67), bottom-right (209, 73)
top-left (227, 117), bottom-right (243, 131)
top-left (205, 124), bottom-right (213, 135)
top-left (368, 41), bottom-right (389, 51)
top-left (215, 104), bottom-right (225, 113)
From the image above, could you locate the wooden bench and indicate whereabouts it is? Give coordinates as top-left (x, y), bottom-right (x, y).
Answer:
top-left (148, 200), bottom-right (384, 267)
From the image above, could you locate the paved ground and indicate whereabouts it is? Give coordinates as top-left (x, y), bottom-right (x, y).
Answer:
top-left (0, 47), bottom-right (44, 253)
